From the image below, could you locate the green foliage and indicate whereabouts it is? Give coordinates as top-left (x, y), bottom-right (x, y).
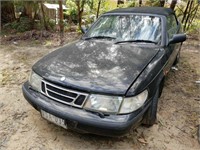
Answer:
top-left (145, 0), bottom-right (160, 6)
top-left (34, 20), bottom-right (44, 30)
top-left (187, 19), bottom-right (200, 34)
top-left (127, 1), bottom-right (136, 7)
top-left (66, 0), bottom-right (98, 26)
top-left (66, 0), bottom-right (78, 17)
top-left (14, 0), bottom-right (24, 13)
top-left (101, 0), bottom-right (117, 13)
top-left (18, 17), bottom-right (32, 32)
top-left (175, 4), bottom-right (185, 18)
top-left (10, 21), bottom-right (19, 29)
top-left (47, 19), bottom-right (56, 30)
top-left (9, 17), bottom-right (32, 32)
top-left (117, 1), bottom-right (136, 8)
top-left (2, 0), bottom-right (199, 35)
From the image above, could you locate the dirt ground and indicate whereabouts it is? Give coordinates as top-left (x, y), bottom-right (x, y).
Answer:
top-left (0, 32), bottom-right (199, 150)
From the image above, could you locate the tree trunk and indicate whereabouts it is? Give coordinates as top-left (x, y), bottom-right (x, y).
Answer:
top-left (40, 2), bottom-right (48, 30)
top-left (184, 0), bottom-right (194, 31)
top-left (96, 0), bottom-right (101, 19)
top-left (139, 0), bottom-right (142, 7)
top-left (1, 1), bottom-right (16, 25)
top-left (24, 2), bottom-right (33, 19)
top-left (76, 0), bottom-right (81, 29)
top-left (32, 2), bottom-right (39, 25)
top-left (182, 0), bottom-right (191, 23)
top-left (186, 4), bottom-right (199, 30)
top-left (59, 0), bottom-right (64, 45)
top-left (76, 0), bottom-right (86, 30)
top-left (160, 0), bottom-right (165, 7)
top-left (170, 0), bottom-right (177, 10)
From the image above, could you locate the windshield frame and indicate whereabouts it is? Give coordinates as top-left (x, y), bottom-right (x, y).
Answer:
top-left (82, 13), bottom-right (165, 46)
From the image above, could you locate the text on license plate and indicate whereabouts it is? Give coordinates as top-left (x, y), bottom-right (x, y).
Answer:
top-left (41, 110), bottom-right (67, 129)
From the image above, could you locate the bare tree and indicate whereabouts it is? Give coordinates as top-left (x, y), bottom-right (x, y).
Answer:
top-left (59, 0), bottom-right (64, 45)
top-left (182, 0), bottom-right (191, 23)
top-left (183, 0), bottom-right (194, 31)
top-left (180, 0), bottom-right (200, 31)
top-left (96, 0), bottom-right (101, 19)
top-left (187, 3), bottom-right (199, 30)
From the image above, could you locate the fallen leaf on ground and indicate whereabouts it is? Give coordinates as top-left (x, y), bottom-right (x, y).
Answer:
top-left (137, 138), bottom-right (148, 144)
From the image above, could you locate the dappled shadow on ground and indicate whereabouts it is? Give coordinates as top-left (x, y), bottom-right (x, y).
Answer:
top-left (1, 30), bottom-right (81, 47)
top-left (0, 35), bottom-right (199, 149)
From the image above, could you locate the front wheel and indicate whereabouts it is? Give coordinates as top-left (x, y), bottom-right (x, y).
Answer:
top-left (142, 88), bottom-right (159, 126)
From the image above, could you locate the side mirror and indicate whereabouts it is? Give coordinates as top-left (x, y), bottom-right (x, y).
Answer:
top-left (80, 26), bottom-right (87, 34)
top-left (169, 34), bottom-right (186, 45)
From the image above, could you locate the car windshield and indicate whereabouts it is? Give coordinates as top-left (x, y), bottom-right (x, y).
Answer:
top-left (85, 15), bottom-right (161, 44)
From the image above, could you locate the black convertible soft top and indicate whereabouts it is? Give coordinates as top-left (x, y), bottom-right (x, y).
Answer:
top-left (105, 7), bottom-right (174, 16)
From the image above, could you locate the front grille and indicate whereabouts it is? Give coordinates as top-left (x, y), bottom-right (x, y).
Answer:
top-left (41, 80), bottom-right (88, 108)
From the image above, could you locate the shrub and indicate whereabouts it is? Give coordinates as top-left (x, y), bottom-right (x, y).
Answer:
top-left (7, 17), bottom-right (33, 32)
top-left (48, 19), bottom-right (56, 30)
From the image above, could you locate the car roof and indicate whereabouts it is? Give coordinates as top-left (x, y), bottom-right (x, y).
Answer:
top-left (104, 7), bottom-right (175, 16)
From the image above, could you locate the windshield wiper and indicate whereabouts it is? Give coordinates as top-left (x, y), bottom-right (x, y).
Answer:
top-left (115, 39), bottom-right (157, 44)
top-left (84, 36), bottom-right (116, 40)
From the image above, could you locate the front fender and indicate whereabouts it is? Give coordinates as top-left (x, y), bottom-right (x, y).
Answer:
top-left (126, 49), bottom-right (166, 98)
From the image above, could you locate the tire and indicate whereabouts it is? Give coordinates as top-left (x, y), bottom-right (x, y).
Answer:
top-left (159, 78), bottom-right (165, 97)
top-left (142, 87), bottom-right (159, 126)
top-left (173, 51), bottom-right (180, 66)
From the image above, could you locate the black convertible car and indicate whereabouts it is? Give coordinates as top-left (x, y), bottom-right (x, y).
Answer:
top-left (22, 7), bottom-right (186, 136)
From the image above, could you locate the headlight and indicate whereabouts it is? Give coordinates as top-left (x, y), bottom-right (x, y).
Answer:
top-left (84, 94), bottom-right (123, 114)
top-left (84, 90), bottom-right (148, 114)
top-left (29, 71), bottom-right (42, 92)
top-left (119, 90), bottom-right (148, 114)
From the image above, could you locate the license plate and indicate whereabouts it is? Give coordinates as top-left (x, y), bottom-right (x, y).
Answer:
top-left (41, 110), bottom-right (67, 129)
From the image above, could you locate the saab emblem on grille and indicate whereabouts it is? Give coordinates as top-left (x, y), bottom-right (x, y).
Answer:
top-left (60, 76), bottom-right (65, 81)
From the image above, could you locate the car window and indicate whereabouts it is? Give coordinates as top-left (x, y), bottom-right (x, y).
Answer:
top-left (91, 16), bottom-right (114, 33)
top-left (167, 15), bottom-right (178, 39)
top-left (86, 15), bottom-right (162, 43)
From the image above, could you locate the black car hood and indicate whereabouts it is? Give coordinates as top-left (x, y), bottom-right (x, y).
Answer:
top-left (33, 40), bottom-right (160, 95)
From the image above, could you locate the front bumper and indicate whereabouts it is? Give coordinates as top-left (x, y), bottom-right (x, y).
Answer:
top-left (22, 81), bottom-right (151, 136)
